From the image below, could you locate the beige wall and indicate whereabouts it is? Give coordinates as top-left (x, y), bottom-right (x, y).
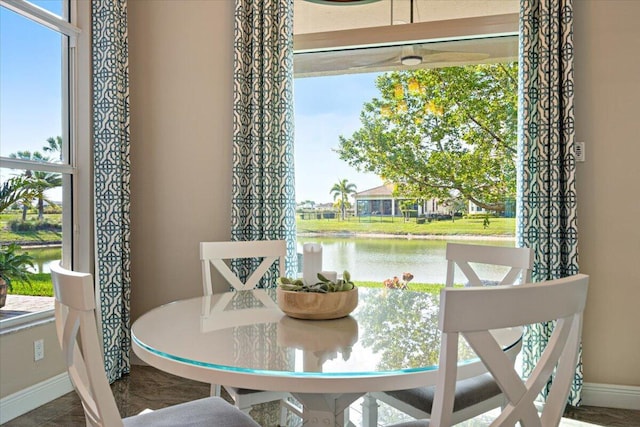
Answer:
top-left (128, 0), bottom-right (235, 320)
top-left (574, 0), bottom-right (640, 386)
top-left (0, 322), bottom-right (65, 397)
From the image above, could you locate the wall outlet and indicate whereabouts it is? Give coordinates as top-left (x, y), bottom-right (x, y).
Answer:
top-left (34, 339), bottom-right (44, 361)
top-left (575, 141), bottom-right (586, 162)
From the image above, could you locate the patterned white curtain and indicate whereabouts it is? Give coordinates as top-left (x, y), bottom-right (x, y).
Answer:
top-left (92, 0), bottom-right (131, 382)
top-left (232, 0), bottom-right (297, 284)
top-left (518, 0), bottom-right (582, 405)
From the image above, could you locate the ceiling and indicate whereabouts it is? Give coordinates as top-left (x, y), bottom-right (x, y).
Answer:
top-left (294, 35), bottom-right (518, 77)
top-left (293, 0), bottom-right (519, 77)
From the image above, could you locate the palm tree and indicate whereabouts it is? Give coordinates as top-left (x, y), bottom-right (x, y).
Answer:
top-left (43, 136), bottom-right (63, 161)
top-left (0, 177), bottom-right (35, 214)
top-left (330, 179), bottom-right (357, 220)
top-left (31, 171), bottom-right (62, 220)
top-left (9, 150), bottom-right (61, 220)
top-left (333, 198), bottom-right (352, 218)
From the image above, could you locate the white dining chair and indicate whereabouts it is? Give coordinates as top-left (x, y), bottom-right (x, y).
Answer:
top-left (199, 240), bottom-right (293, 422)
top-left (445, 242), bottom-right (533, 287)
top-left (362, 243), bottom-right (534, 426)
top-left (49, 261), bottom-right (260, 427)
top-left (200, 240), bottom-right (286, 294)
top-left (387, 273), bottom-right (589, 427)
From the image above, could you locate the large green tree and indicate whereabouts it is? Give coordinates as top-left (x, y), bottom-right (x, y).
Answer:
top-left (337, 63), bottom-right (517, 212)
top-left (330, 179), bottom-right (357, 220)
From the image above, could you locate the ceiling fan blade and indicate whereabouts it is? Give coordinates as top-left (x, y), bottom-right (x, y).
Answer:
top-left (348, 54), bottom-right (401, 69)
top-left (420, 51), bottom-right (491, 63)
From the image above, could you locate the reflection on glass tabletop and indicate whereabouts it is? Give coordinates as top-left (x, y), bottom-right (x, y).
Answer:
top-left (131, 287), bottom-right (521, 377)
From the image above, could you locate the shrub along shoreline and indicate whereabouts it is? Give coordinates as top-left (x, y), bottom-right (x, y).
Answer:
top-left (1, 215), bottom-right (515, 245)
top-left (1, 213), bottom-right (62, 246)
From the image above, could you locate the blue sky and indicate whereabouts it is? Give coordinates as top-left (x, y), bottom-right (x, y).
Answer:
top-left (2, 2), bottom-right (384, 205)
top-left (0, 4), bottom-right (63, 161)
top-left (294, 73), bottom-right (384, 204)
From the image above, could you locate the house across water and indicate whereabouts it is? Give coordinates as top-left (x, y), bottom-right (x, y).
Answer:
top-left (353, 184), bottom-right (448, 218)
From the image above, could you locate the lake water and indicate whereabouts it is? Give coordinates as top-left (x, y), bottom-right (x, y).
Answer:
top-left (26, 236), bottom-right (516, 285)
top-left (297, 236), bottom-right (516, 285)
top-left (23, 246), bottom-right (62, 274)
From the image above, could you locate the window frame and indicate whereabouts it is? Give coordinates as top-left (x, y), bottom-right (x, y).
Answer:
top-left (0, 0), bottom-right (89, 330)
top-left (291, 12), bottom-right (520, 274)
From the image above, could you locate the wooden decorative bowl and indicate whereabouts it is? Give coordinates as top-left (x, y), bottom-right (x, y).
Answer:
top-left (276, 287), bottom-right (358, 320)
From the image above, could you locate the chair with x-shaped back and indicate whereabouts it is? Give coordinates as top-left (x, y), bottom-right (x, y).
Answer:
top-left (387, 273), bottom-right (589, 427)
top-left (200, 240), bottom-right (292, 421)
top-left (50, 260), bottom-right (260, 427)
top-left (201, 240), bottom-right (286, 294)
top-left (445, 242), bottom-right (533, 287)
top-left (362, 243), bottom-right (533, 427)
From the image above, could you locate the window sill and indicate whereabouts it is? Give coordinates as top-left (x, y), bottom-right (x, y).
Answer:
top-left (0, 309), bottom-right (55, 336)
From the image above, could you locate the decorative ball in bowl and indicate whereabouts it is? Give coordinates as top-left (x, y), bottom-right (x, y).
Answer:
top-left (276, 272), bottom-right (358, 320)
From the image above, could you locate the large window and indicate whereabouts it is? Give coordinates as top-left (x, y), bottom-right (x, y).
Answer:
top-left (293, 1), bottom-right (519, 285)
top-left (0, 0), bottom-right (80, 325)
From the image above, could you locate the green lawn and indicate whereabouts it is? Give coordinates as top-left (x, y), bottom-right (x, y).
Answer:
top-left (297, 216), bottom-right (515, 237)
top-left (7, 273), bottom-right (54, 297)
top-left (356, 281), bottom-right (445, 293)
top-left (1, 213), bottom-right (514, 244)
top-left (2, 212), bottom-right (62, 297)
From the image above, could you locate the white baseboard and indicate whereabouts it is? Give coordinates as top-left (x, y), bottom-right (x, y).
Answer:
top-left (0, 372), bottom-right (74, 424)
top-left (582, 382), bottom-right (640, 410)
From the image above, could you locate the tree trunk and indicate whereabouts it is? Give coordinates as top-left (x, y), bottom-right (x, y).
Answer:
top-left (0, 277), bottom-right (8, 308)
top-left (38, 197), bottom-right (45, 221)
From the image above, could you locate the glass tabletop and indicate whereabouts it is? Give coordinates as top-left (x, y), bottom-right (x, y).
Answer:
top-left (131, 287), bottom-right (521, 379)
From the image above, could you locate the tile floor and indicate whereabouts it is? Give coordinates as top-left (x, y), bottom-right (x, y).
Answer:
top-left (3, 365), bottom-right (639, 426)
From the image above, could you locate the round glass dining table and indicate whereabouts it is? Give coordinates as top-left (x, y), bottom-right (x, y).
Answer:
top-left (132, 287), bottom-right (521, 427)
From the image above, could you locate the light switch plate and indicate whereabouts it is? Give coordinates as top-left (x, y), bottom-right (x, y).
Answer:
top-left (34, 339), bottom-right (44, 361)
top-left (575, 141), bottom-right (585, 162)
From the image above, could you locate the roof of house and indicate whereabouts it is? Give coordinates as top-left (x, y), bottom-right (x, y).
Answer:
top-left (354, 183), bottom-right (396, 198)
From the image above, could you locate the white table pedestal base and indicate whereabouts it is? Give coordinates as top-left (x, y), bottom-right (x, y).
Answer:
top-left (360, 394), bottom-right (379, 427)
top-left (289, 392), bottom-right (362, 427)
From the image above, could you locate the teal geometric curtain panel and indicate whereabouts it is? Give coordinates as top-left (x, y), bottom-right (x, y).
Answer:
top-left (92, 0), bottom-right (131, 383)
top-left (518, 0), bottom-right (582, 405)
top-left (232, 0), bottom-right (297, 284)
